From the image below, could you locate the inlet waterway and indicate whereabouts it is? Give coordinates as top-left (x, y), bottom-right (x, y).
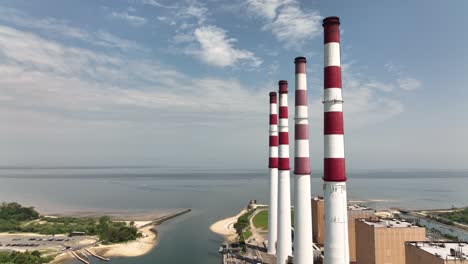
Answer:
top-left (0, 169), bottom-right (466, 264)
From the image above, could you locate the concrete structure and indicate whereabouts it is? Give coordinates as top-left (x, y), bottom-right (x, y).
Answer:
top-left (277, 80), bottom-right (292, 264)
top-left (311, 197), bottom-right (375, 263)
top-left (322, 16), bottom-right (349, 264)
top-left (293, 57), bottom-right (313, 264)
top-left (406, 241), bottom-right (468, 264)
top-left (355, 218), bottom-right (426, 264)
top-left (268, 92), bottom-right (279, 254)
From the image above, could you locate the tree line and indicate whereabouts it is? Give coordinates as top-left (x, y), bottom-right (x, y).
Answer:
top-left (0, 202), bottom-right (141, 244)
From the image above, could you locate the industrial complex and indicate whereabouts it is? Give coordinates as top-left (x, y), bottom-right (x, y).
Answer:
top-left (218, 16), bottom-right (467, 264)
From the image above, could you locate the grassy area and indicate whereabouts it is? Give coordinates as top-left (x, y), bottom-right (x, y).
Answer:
top-left (243, 228), bottom-right (252, 240)
top-left (438, 208), bottom-right (468, 225)
top-left (251, 209), bottom-right (295, 230)
top-left (252, 210), bottom-right (268, 230)
top-left (233, 209), bottom-right (256, 242)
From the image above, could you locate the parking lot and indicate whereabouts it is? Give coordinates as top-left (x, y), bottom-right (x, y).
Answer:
top-left (0, 234), bottom-right (97, 252)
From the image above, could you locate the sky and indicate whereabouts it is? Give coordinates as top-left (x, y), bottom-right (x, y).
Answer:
top-left (0, 0), bottom-right (467, 170)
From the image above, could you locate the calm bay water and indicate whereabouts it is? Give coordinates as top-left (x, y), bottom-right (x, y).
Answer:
top-left (0, 169), bottom-right (466, 264)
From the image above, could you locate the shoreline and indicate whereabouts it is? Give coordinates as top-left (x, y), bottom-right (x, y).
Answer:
top-left (209, 209), bottom-right (246, 242)
top-left (0, 209), bottom-right (190, 264)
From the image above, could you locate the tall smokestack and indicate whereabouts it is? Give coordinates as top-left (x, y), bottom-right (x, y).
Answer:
top-left (293, 57), bottom-right (314, 264)
top-left (322, 16), bottom-right (350, 264)
top-left (268, 92), bottom-right (279, 254)
top-left (276, 80), bottom-right (292, 264)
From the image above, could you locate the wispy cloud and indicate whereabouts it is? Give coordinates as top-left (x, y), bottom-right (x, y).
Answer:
top-left (0, 6), bottom-right (144, 51)
top-left (167, 0), bottom-right (262, 68)
top-left (137, 0), bottom-right (177, 9)
top-left (245, 0), bottom-right (283, 20)
top-left (341, 66), bottom-right (404, 127)
top-left (301, 62), bottom-right (405, 129)
top-left (111, 11), bottom-right (147, 26)
top-left (397, 78), bottom-right (422, 91)
top-left (177, 0), bottom-right (208, 24)
top-left (184, 25), bottom-right (262, 67)
top-left (385, 62), bottom-right (423, 91)
top-left (245, 0), bottom-right (322, 49)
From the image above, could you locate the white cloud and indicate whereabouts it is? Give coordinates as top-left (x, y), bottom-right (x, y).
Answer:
top-left (111, 11), bottom-right (147, 26)
top-left (245, 0), bottom-right (284, 19)
top-left (385, 62), bottom-right (423, 91)
top-left (384, 62), bottom-right (398, 73)
top-left (0, 7), bottom-right (144, 51)
top-left (304, 62), bottom-right (405, 128)
top-left (397, 78), bottom-right (422, 91)
top-left (186, 25), bottom-right (262, 67)
top-left (138, 0), bottom-right (177, 8)
top-left (93, 31), bottom-right (145, 51)
top-left (178, 1), bottom-right (208, 25)
top-left (245, 0), bottom-right (322, 48)
top-left (172, 32), bottom-right (195, 43)
top-left (0, 25), bottom-right (267, 124)
top-left (362, 81), bottom-right (395, 92)
top-left (163, 1), bottom-right (261, 68)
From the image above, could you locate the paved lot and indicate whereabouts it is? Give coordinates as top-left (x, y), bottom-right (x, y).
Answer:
top-left (0, 234), bottom-right (97, 252)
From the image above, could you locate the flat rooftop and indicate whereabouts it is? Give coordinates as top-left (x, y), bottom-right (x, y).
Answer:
top-left (407, 241), bottom-right (468, 260)
top-left (359, 218), bottom-right (417, 228)
top-left (348, 204), bottom-right (374, 211)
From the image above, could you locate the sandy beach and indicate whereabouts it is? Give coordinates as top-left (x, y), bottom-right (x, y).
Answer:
top-left (91, 222), bottom-right (157, 258)
top-left (49, 252), bottom-right (74, 264)
top-left (48, 222), bottom-right (158, 263)
top-left (209, 209), bottom-right (246, 242)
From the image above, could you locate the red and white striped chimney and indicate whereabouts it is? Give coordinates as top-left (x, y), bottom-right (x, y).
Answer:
top-left (293, 57), bottom-right (314, 264)
top-left (268, 92), bottom-right (279, 254)
top-left (276, 80), bottom-right (292, 264)
top-left (322, 16), bottom-right (350, 264)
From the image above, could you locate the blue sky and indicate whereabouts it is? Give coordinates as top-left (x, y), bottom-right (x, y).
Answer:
top-left (0, 0), bottom-right (467, 170)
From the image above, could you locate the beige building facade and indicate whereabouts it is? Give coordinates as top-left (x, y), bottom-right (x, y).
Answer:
top-left (311, 197), bottom-right (325, 245)
top-left (355, 218), bottom-right (426, 264)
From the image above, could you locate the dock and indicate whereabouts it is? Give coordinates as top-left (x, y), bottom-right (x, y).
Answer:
top-left (84, 248), bottom-right (110, 261)
top-left (70, 251), bottom-right (90, 264)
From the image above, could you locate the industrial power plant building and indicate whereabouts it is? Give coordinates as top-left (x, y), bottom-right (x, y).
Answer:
top-left (355, 218), bottom-right (426, 264)
top-left (259, 15), bottom-right (444, 264)
top-left (405, 241), bottom-right (468, 264)
top-left (311, 197), bottom-right (375, 263)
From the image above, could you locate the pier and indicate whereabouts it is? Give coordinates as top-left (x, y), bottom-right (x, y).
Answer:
top-left (152, 209), bottom-right (192, 225)
top-left (84, 248), bottom-right (110, 261)
top-left (140, 209), bottom-right (192, 228)
top-left (71, 251), bottom-right (90, 264)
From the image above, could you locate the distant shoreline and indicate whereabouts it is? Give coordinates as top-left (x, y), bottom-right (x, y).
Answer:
top-left (0, 208), bottom-right (190, 264)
